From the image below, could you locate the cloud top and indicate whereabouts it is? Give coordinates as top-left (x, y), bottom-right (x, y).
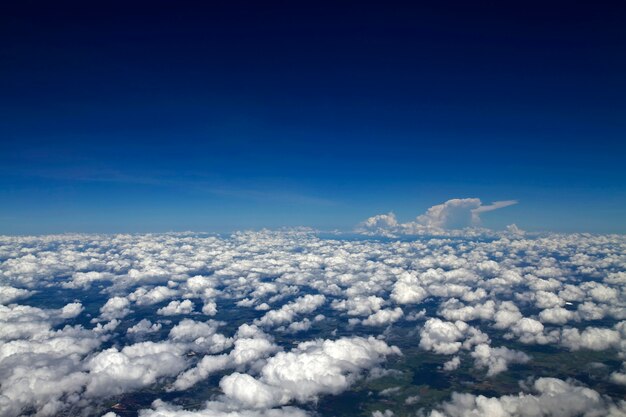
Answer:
top-left (358, 198), bottom-right (518, 234)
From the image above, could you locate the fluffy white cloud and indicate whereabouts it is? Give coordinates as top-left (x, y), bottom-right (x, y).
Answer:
top-left (99, 296), bottom-right (131, 321)
top-left (0, 285), bottom-right (33, 304)
top-left (361, 307), bottom-right (403, 326)
top-left (359, 198), bottom-right (518, 234)
top-left (85, 341), bottom-right (188, 397)
top-left (560, 326), bottom-right (622, 351)
top-left (171, 324), bottom-right (277, 391)
top-left (470, 344), bottom-right (530, 376)
top-left (127, 319), bottom-right (162, 335)
top-left (391, 272), bottom-right (428, 304)
top-left (221, 336), bottom-right (400, 408)
top-left (60, 302), bottom-right (84, 318)
top-left (129, 286), bottom-right (179, 306)
top-left (0, 304), bottom-right (105, 417)
top-left (428, 378), bottom-right (626, 417)
top-left (443, 356), bottom-right (461, 371)
top-left (419, 317), bottom-right (490, 359)
top-left (255, 294), bottom-right (326, 327)
top-left (157, 299), bottom-right (196, 316)
top-left (332, 295), bottom-right (385, 316)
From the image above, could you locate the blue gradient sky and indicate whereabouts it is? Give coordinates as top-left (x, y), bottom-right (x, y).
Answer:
top-left (1, 1), bottom-right (625, 234)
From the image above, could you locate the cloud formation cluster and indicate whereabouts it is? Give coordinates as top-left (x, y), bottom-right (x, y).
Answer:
top-left (0, 228), bottom-right (624, 417)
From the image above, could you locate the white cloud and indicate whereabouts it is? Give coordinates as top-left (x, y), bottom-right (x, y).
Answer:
top-left (157, 299), bottom-right (196, 316)
top-left (171, 324), bottom-right (277, 391)
top-left (419, 317), bottom-right (489, 355)
top-left (417, 198), bottom-right (483, 229)
top-left (127, 319), bottom-right (162, 336)
top-left (358, 198), bottom-right (518, 234)
top-left (99, 296), bottom-right (131, 321)
top-left (471, 343), bottom-right (530, 376)
top-left (254, 294), bottom-right (326, 328)
top-left (443, 356), bottom-right (461, 371)
top-left (60, 302), bottom-right (84, 319)
top-left (0, 285), bottom-right (33, 304)
top-left (428, 377), bottom-right (625, 417)
top-left (332, 295), bottom-right (385, 316)
top-left (361, 307), bottom-right (403, 326)
top-left (221, 336), bottom-right (400, 408)
top-left (85, 341), bottom-right (188, 397)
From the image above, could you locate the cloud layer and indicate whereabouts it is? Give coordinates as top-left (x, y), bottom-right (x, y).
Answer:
top-left (0, 228), bottom-right (624, 417)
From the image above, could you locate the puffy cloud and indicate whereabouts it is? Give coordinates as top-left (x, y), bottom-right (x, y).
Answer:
top-left (371, 410), bottom-right (394, 417)
top-left (0, 304), bottom-right (105, 417)
top-left (168, 319), bottom-right (232, 354)
top-left (534, 290), bottom-right (565, 309)
top-left (202, 300), bottom-right (218, 316)
top-left (255, 294), bottom-right (326, 327)
top-left (127, 319), bottom-right (162, 336)
top-left (470, 344), bottom-right (530, 376)
top-left (356, 213), bottom-right (399, 235)
top-left (129, 286), bottom-right (179, 306)
top-left (332, 295), bottom-right (385, 316)
top-left (361, 307), bottom-right (404, 326)
top-left (85, 341), bottom-right (188, 397)
top-left (0, 285), bottom-right (33, 304)
top-left (443, 356), bottom-right (461, 371)
top-left (99, 296), bottom-right (131, 321)
top-left (439, 299), bottom-right (496, 322)
top-left (416, 198), bottom-right (483, 229)
top-left (539, 306), bottom-right (577, 324)
top-left (171, 325), bottom-right (277, 391)
top-left (221, 336), bottom-right (400, 408)
top-left (428, 377), bottom-right (625, 417)
top-left (64, 271), bottom-right (113, 289)
top-left (419, 319), bottom-right (467, 355)
top-left (560, 326), bottom-right (621, 351)
top-left (509, 318), bottom-right (558, 345)
top-left (157, 299), bottom-right (196, 316)
top-left (391, 272), bottom-right (428, 304)
top-left (357, 198), bottom-right (517, 234)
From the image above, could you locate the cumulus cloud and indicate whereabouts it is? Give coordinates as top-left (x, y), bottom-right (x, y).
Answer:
top-left (157, 299), bottom-right (196, 316)
top-left (99, 296), bottom-right (131, 321)
top-left (419, 318), bottom-right (479, 355)
top-left (0, 304), bottom-right (106, 417)
top-left (254, 294), bottom-right (326, 328)
top-left (221, 336), bottom-right (400, 408)
top-left (358, 198), bottom-right (518, 234)
top-left (361, 307), bottom-right (404, 326)
top-left (470, 343), bottom-right (530, 376)
top-left (85, 341), bottom-right (188, 397)
top-left (428, 377), bottom-right (626, 417)
top-left (127, 319), bottom-right (162, 336)
top-left (171, 324), bottom-right (277, 391)
top-left (0, 285), bottom-right (33, 304)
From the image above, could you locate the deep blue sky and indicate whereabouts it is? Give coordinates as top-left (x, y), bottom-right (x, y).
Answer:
top-left (1, 0), bottom-right (625, 234)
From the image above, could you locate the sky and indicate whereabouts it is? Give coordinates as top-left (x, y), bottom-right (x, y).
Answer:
top-left (1, 0), bottom-right (625, 234)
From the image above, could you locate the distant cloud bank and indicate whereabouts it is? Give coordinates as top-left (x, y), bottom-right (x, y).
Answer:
top-left (357, 198), bottom-right (518, 235)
